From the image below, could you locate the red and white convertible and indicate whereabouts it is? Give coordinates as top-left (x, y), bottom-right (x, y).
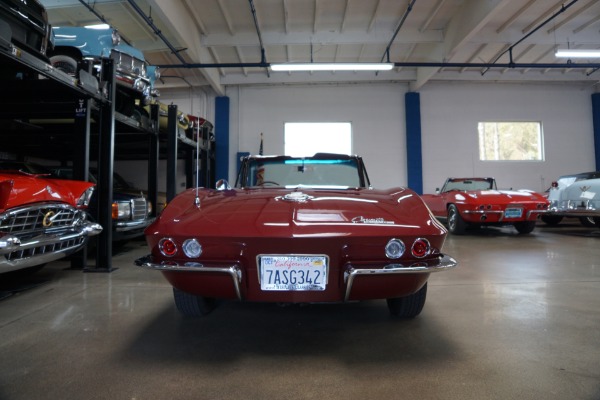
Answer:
top-left (421, 177), bottom-right (549, 235)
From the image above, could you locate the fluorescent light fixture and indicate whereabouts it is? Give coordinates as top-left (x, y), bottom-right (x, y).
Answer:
top-left (555, 49), bottom-right (600, 58)
top-left (84, 23), bottom-right (111, 30)
top-left (270, 62), bottom-right (394, 71)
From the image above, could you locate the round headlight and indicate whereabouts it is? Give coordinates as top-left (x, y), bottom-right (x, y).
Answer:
top-left (411, 238), bottom-right (431, 258)
top-left (385, 238), bottom-right (405, 259)
top-left (159, 238), bottom-right (177, 257)
top-left (182, 239), bottom-right (202, 258)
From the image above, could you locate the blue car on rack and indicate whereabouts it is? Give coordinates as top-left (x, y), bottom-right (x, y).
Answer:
top-left (49, 26), bottom-right (159, 116)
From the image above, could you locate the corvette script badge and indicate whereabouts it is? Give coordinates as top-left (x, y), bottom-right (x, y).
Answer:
top-left (352, 216), bottom-right (394, 225)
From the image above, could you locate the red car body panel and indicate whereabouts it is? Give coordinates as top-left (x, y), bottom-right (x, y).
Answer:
top-left (0, 172), bottom-right (93, 211)
top-left (0, 169), bottom-right (102, 273)
top-left (142, 186), bottom-right (450, 302)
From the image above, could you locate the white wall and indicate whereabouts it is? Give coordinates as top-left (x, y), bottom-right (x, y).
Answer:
top-left (225, 83), bottom-right (409, 188)
top-left (420, 82), bottom-right (595, 193)
top-left (227, 81), bottom-right (596, 193)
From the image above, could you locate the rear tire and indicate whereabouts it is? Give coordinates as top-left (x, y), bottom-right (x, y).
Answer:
top-left (541, 215), bottom-right (563, 226)
top-left (447, 204), bottom-right (467, 234)
top-left (387, 283), bottom-right (427, 318)
top-left (579, 217), bottom-right (596, 227)
top-left (514, 221), bottom-right (536, 234)
top-left (173, 287), bottom-right (216, 317)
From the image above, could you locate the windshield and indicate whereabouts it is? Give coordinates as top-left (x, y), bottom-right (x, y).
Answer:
top-left (241, 158), bottom-right (362, 188)
top-left (443, 178), bottom-right (495, 192)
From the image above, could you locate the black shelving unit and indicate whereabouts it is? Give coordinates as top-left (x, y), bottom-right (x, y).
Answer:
top-left (0, 38), bottom-right (215, 272)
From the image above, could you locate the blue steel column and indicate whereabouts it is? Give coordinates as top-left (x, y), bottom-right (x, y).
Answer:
top-left (592, 93), bottom-right (600, 171)
top-left (405, 92), bottom-right (423, 194)
top-left (215, 96), bottom-right (230, 181)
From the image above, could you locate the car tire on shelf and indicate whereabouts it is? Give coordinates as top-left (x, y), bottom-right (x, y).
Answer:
top-left (514, 221), bottom-right (536, 234)
top-left (173, 287), bottom-right (217, 317)
top-left (386, 283), bottom-right (427, 318)
top-left (447, 204), bottom-right (467, 235)
top-left (50, 54), bottom-right (79, 76)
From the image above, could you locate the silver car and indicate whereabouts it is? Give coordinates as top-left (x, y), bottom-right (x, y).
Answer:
top-left (545, 172), bottom-right (600, 227)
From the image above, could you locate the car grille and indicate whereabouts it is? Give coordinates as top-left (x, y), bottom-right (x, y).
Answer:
top-left (5, 237), bottom-right (85, 262)
top-left (131, 198), bottom-right (148, 221)
top-left (0, 203), bottom-right (79, 239)
top-left (110, 49), bottom-right (146, 78)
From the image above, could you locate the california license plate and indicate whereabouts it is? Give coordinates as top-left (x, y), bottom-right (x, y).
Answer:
top-left (259, 255), bottom-right (328, 291)
top-left (504, 208), bottom-right (523, 218)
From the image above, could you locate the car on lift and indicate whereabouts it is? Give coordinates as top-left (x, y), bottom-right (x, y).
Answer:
top-left (48, 26), bottom-right (158, 116)
top-left (550, 174), bottom-right (600, 226)
top-left (51, 167), bottom-right (158, 242)
top-left (421, 177), bottom-right (549, 235)
top-left (0, 0), bottom-right (53, 62)
top-left (543, 171), bottom-right (600, 227)
top-left (0, 160), bottom-right (102, 274)
top-left (136, 153), bottom-right (457, 318)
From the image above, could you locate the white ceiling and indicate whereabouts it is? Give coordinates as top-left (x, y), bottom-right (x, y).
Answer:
top-left (41, 0), bottom-right (600, 95)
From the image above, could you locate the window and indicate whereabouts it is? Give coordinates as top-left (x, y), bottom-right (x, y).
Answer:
top-left (284, 122), bottom-right (352, 157)
top-left (478, 122), bottom-right (544, 161)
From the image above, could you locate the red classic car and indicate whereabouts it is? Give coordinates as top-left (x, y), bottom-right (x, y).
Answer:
top-left (0, 161), bottom-right (102, 274)
top-left (136, 154), bottom-right (457, 318)
top-left (421, 177), bottom-right (549, 235)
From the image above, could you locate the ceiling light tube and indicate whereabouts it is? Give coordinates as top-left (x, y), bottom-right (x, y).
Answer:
top-left (555, 49), bottom-right (600, 58)
top-left (270, 63), bottom-right (394, 71)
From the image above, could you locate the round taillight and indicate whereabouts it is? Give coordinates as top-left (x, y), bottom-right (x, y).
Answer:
top-left (159, 238), bottom-right (178, 257)
top-left (385, 238), bottom-right (405, 259)
top-left (411, 238), bottom-right (431, 258)
top-left (182, 239), bottom-right (202, 258)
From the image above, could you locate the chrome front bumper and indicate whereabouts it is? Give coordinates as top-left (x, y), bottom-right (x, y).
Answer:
top-left (0, 222), bottom-right (103, 273)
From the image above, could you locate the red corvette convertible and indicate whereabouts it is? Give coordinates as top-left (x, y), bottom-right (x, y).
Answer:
top-left (136, 154), bottom-right (457, 318)
top-left (421, 177), bottom-right (549, 235)
top-left (0, 161), bottom-right (102, 274)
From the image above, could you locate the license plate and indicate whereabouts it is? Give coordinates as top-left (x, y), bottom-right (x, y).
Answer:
top-left (504, 208), bottom-right (523, 218)
top-left (259, 255), bottom-right (328, 291)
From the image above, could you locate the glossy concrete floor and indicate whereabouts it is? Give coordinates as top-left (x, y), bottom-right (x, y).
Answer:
top-left (0, 222), bottom-right (599, 400)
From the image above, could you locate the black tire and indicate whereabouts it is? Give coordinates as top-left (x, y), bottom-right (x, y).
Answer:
top-left (387, 283), bottom-right (427, 318)
top-left (50, 54), bottom-right (79, 76)
top-left (173, 287), bottom-right (216, 317)
top-left (541, 215), bottom-right (563, 226)
top-left (594, 217), bottom-right (600, 228)
top-left (447, 204), bottom-right (467, 234)
top-left (514, 221), bottom-right (536, 234)
top-left (579, 217), bottom-right (596, 227)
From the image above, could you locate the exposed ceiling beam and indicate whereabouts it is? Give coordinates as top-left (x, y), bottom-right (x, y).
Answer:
top-left (144, 0), bottom-right (224, 95)
top-left (411, 0), bottom-right (512, 90)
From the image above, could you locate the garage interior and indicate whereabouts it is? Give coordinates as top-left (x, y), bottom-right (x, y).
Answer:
top-left (1, 1), bottom-right (600, 399)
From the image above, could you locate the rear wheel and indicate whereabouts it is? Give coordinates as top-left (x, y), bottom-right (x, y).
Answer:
top-left (579, 217), bottom-right (596, 227)
top-left (594, 217), bottom-right (600, 228)
top-left (447, 204), bottom-right (467, 234)
top-left (387, 283), bottom-right (427, 318)
top-left (173, 287), bottom-right (217, 317)
top-left (541, 215), bottom-right (563, 226)
top-left (514, 221), bottom-right (536, 234)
